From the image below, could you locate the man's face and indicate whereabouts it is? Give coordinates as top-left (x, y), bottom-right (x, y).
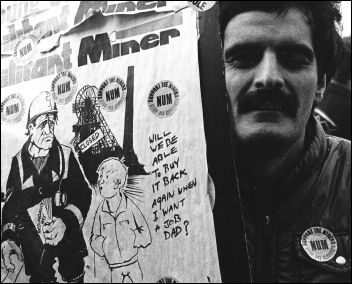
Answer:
top-left (223, 8), bottom-right (324, 148)
top-left (29, 114), bottom-right (56, 150)
top-left (98, 169), bottom-right (121, 199)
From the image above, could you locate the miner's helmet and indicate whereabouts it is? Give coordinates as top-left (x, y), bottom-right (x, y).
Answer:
top-left (26, 91), bottom-right (58, 129)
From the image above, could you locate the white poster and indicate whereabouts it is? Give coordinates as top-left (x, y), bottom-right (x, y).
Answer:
top-left (1, 3), bottom-right (220, 283)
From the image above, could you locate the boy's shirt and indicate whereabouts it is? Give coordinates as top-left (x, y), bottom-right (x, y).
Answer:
top-left (90, 195), bottom-right (152, 268)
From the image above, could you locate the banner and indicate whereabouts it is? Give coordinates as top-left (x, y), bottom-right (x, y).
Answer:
top-left (1, 3), bottom-right (221, 283)
top-left (1, 1), bottom-right (187, 54)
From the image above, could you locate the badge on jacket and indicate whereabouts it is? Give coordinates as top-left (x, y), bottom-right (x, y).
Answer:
top-left (301, 227), bottom-right (337, 262)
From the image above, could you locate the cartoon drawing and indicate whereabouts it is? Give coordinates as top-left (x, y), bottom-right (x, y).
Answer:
top-left (1, 245), bottom-right (24, 283)
top-left (71, 66), bottom-right (148, 186)
top-left (90, 157), bottom-right (152, 283)
top-left (1, 91), bottom-right (92, 283)
top-left (71, 85), bottom-right (124, 186)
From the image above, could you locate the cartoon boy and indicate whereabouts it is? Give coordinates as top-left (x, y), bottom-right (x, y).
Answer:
top-left (90, 158), bottom-right (151, 283)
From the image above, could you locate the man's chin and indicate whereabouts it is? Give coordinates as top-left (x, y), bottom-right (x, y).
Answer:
top-left (102, 192), bottom-right (118, 199)
top-left (41, 141), bottom-right (53, 150)
top-left (234, 126), bottom-right (296, 155)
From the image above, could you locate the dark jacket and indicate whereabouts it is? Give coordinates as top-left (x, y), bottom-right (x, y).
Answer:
top-left (239, 118), bottom-right (351, 283)
top-left (2, 138), bottom-right (92, 277)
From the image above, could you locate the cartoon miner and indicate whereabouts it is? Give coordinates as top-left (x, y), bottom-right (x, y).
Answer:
top-left (1, 91), bottom-right (92, 283)
top-left (90, 158), bottom-right (152, 283)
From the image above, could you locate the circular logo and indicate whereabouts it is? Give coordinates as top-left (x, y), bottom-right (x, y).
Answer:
top-left (148, 81), bottom-right (180, 118)
top-left (98, 76), bottom-right (127, 112)
top-left (51, 70), bottom-right (77, 105)
top-left (13, 34), bottom-right (38, 66)
top-left (301, 227), bottom-right (337, 262)
top-left (187, 1), bottom-right (216, 11)
top-left (156, 276), bottom-right (180, 283)
top-left (1, 93), bottom-right (25, 124)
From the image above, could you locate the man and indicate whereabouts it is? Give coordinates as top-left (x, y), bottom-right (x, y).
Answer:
top-left (218, 1), bottom-right (350, 282)
top-left (1, 91), bottom-right (92, 283)
top-left (316, 36), bottom-right (351, 140)
top-left (91, 158), bottom-right (151, 283)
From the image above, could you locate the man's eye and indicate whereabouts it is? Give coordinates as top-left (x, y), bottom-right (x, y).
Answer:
top-left (226, 51), bottom-right (262, 69)
top-left (39, 122), bottom-right (47, 129)
top-left (278, 51), bottom-right (311, 69)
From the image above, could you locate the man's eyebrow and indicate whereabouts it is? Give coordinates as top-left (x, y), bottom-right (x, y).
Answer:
top-left (106, 169), bottom-right (117, 174)
top-left (38, 119), bottom-right (48, 125)
top-left (224, 42), bottom-right (261, 59)
top-left (277, 42), bottom-right (314, 61)
top-left (224, 40), bottom-right (314, 61)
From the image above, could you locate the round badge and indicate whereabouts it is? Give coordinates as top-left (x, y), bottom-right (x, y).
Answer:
top-left (51, 70), bottom-right (77, 105)
top-left (148, 80), bottom-right (180, 118)
top-left (187, 1), bottom-right (216, 11)
top-left (156, 276), bottom-right (180, 283)
top-left (301, 227), bottom-right (337, 262)
top-left (13, 34), bottom-right (38, 66)
top-left (98, 76), bottom-right (127, 112)
top-left (1, 93), bottom-right (25, 125)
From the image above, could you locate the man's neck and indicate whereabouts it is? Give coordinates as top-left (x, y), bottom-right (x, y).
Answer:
top-left (28, 141), bottom-right (49, 158)
top-left (236, 132), bottom-right (306, 186)
top-left (106, 194), bottom-right (122, 213)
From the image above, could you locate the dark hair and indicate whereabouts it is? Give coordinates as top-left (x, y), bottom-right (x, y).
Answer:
top-left (334, 36), bottom-right (351, 84)
top-left (219, 1), bottom-right (344, 83)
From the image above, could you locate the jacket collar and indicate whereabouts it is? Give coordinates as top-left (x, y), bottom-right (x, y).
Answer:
top-left (275, 117), bottom-right (331, 227)
top-left (102, 194), bottom-right (127, 217)
top-left (284, 116), bottom-right (327, 188)
top-left (21, 137), bottom-right (62, 182)
top-left (239, 116), bottom-right (328, 207)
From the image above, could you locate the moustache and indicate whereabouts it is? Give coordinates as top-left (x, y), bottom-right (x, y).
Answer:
top-left (237, 88), bottom-right (298, 117)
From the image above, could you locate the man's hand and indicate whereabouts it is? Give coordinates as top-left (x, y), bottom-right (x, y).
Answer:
top-left (43, 217), bottom-right (66, 246)
top-left (1, 240), bottom-right (23, 273)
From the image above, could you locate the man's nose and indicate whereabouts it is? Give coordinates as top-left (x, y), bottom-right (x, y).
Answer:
top-left (254, 51), bottom-right (284, 90)
top-left (43, 122), bottom-right (51, 134)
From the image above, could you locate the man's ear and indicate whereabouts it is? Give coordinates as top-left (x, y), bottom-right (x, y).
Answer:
top-left (28, 124), bottom-right (34, 133)
top-left (315, 74), bottom-right (326, 105)
top-left (114, 179), bottom-right (121, 189)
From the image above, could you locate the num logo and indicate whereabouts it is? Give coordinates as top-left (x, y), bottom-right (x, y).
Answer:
top-left (301, 227), bottom-right (337, 262)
